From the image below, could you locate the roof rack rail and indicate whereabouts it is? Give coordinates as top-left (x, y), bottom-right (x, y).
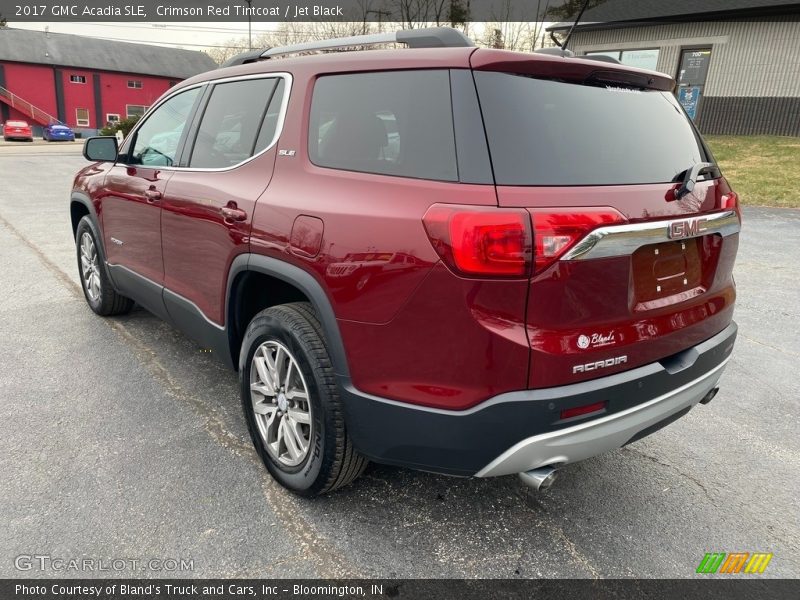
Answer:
top-left (534, 47), bottom-right (575, 57)
top-left (220, 27), bottom-right (473, 68)
top-left (263, 27), bottom-right (473, 58)
top-left (220, 48), bottom-right (269, 68)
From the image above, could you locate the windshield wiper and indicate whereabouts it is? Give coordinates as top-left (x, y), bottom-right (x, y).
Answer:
top-left (673, 162), bottom-right (718, 200)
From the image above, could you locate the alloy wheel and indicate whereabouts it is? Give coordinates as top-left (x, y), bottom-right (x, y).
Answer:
top-left (250, 340), bottom-right (313, 467)
top-left (80, 232), bottom-right (101, 302)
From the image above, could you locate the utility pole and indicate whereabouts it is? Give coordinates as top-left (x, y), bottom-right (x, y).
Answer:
top-left (245, 0), bottom-right (253, 50)
top-left (366, 9), bottom-right (392, 34)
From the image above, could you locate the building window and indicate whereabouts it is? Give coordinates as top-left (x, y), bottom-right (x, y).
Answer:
top-left (127, 80), bottom-right (143, 89)
top-left (585, 48), bottom-right (660, 71)
top-left (70, 75), bottom-right (86, 84)
top-left (76, 108), bottom-right (90, 127)
top-left (126, 105), bottom-right (149, 119)
top-left (106, 114), bottom-right (120, 126)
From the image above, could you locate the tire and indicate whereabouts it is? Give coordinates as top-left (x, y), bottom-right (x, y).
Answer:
top-left (240, 302), bottom-right (367, 496)
top-left (75, 216), bottom-right (134, 316)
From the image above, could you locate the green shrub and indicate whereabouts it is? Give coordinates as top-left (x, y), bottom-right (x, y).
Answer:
top-left (99, 116), bottom-right (140, 137)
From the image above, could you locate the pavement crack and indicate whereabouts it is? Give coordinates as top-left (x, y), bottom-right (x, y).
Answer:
top-left (738, 332), bottom-right (800, 359)
top-left (260, 479), bottom-right (364, 578)
top-left (0, 215), bottom-right (83, 300)
top-left (520, 490), bottom-right (602, 579)
top-left (624, 447), bottom-right (711, 498)
top-left (545, 521), bottom-right (602, 579)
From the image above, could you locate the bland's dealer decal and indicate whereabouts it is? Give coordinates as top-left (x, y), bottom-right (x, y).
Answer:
top-left (577, 332), bottom-right (616, 349)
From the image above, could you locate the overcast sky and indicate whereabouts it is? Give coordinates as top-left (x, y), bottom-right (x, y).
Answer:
top-left (9, 22), bottom-right (280, 51)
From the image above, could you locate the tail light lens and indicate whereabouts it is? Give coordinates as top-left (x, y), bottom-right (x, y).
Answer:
top-left (423, 205), bottom-right (532, 278)
top-left (529, 208), bottom-right (626, 274)
top-left (721, 191), bottom-right (741, 222)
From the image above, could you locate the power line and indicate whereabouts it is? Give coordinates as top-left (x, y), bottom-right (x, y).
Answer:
top-left (83, 35), bottom-right (251, 49)
top-left (78, 22), bottom-right (276, 34)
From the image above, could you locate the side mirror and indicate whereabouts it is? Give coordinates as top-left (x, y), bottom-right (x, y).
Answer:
top-left (83, 136), bottom-right (118, 162)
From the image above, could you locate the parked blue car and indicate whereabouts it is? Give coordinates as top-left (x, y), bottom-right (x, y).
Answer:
top-left (43, 123), bottom-right (75, 142)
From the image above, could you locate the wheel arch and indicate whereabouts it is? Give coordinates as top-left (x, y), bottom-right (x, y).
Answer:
top-left (70, 192), bottom-right (95, 237)
top-left (226, 254), bottom-right (350, 379)
top-left (70, 192), bottom-right (110, 271)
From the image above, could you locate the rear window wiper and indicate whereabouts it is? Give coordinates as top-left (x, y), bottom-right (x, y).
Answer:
top-left (673, 162), bottom-right (719, 199)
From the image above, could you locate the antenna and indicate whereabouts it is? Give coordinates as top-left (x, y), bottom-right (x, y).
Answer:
top-left (558, 0), bottom-right (592, 51)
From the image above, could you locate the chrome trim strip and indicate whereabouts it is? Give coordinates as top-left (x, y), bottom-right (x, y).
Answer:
top-left (475, 356), bottom-right (730, 477)
top-left (119, 72), bottom-right (292, 174)
top-left (562, 210), bottom-right (740, 261)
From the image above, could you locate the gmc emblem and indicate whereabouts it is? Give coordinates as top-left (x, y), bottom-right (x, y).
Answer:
top-left (668, 218), bottom-right (708, 239)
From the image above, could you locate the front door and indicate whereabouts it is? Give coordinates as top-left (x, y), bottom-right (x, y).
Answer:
top-left (102, 87), bottom-right (203, 286)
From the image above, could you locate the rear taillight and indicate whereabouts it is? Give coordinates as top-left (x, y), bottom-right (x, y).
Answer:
top-left (529, 208), bottom-right (627, 274)
top-left (423, 205), bottom-right (532, 278)
top-left (721, 191), bottom-right (741, 222)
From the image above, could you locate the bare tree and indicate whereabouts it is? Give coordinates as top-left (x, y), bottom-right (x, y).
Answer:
top-left (479, 0), bottom-right (537, 51)
top-left (547, 0), bottom-right (604, 21)
top-left (204, 38), bottom-right (251, 65)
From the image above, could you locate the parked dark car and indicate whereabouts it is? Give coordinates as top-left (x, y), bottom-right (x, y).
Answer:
top-left (70, 28), bottom-right (740, 496)
top-left (3, 120), bottom-right (33, 141)
top-left (44, 123), bottom-right (76, 142)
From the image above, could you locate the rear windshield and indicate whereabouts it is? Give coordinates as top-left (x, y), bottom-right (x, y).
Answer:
top-left (474, 71), bottom-right (708, 186)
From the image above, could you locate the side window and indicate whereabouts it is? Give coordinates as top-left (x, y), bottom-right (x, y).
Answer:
top-left (253, 78), bottom-right (286, 155)
top-left (309, 70), bottom-right (457, 182)
top-left (128, 88), bottom-right (200, 167)
top-left (189, 77), bottom-right (284, 169)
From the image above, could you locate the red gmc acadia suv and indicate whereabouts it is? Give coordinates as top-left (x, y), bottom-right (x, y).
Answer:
top-left (70, 28), bottom-right (740, 496)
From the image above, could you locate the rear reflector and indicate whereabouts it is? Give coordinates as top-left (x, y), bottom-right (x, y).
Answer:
top-left (529, 208), bottom-right (626, 274)
top-left (423, 205), bottom-right (532, 278)
top-left (560, 400), bottom-right (607, 420)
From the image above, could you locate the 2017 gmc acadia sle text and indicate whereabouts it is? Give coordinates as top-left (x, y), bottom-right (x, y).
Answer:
top-left (70, 28), bottom-right (740, 496)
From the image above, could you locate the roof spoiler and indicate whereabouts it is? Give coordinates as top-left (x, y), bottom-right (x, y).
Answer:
top-left (220, 27), bottom-right (474, 68)
top-left (472, 49), bottom-right (675, 92)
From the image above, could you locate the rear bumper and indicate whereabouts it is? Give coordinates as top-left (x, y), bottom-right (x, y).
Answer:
top-left (340, 322), bottom-right (737, 477)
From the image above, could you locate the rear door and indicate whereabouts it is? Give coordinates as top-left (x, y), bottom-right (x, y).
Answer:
top-left (471, 63), bottom-right (740, 389)
top-left (160, 74), bottom-right (289, 327)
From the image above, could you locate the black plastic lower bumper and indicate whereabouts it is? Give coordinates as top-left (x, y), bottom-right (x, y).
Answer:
top-left (339, 323), bottom-right (737, 476)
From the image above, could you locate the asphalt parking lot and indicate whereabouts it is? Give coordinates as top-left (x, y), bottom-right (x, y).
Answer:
top-left (1, 142), bottom-right (798, 579)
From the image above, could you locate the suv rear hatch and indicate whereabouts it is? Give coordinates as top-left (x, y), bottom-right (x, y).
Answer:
top-left (471, 50), bottom-right (741, 388)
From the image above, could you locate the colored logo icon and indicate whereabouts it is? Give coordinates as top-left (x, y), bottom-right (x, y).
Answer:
top-left (697, 552), bottom-right (773, 574)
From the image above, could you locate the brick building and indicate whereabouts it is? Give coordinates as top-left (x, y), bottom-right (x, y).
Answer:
top-left (0, 28), bottom-right (216, 135)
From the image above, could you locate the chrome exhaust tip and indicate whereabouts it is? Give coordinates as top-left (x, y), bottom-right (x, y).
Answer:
top-left (700, 387), bottom-right (720, 405)
top-left (518, 466), bottom-right (558, 491)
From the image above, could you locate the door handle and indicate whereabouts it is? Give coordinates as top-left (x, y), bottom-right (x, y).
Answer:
top-left (144, 189), bottom-right (162, 203)
top-left (221, 205), bottom-right (247, 222)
